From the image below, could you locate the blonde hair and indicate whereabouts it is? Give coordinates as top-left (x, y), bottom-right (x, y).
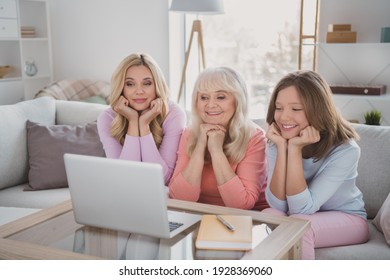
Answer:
top-left (188, 67), bottom-right (255, 164)
top-left (266, 70), bottom-right (358, 160)
top-left (109, 53), bottom-right (169, 147)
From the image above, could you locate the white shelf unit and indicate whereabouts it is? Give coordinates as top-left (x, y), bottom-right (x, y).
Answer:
top-left (0, 0), bottom-right (52, 104)
top-left (331, 94), bottom-right (390, 126)
top-left (317, 43), bottom-right (390, 125)
top-left (316, 43), bottom-right (390, 90)
top-left (316, 0), bottom-right (390, 125)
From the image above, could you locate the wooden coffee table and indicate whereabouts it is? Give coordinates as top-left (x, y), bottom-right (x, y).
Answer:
top-left (0, 199), bottom-right (309, 260)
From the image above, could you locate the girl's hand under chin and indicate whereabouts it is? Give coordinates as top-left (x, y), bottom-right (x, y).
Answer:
top-left (266, 122), bottom-right (287, 146)
top-left (289, 125), bottom-right (320, 147)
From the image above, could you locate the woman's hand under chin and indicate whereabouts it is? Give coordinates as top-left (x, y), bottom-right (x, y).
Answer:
top-left (197, 124), bottom-right (226, 152)
top-left (139, 98), bottom-right (163, 125)
top-left (206, 127), bottom-right (226, 154)
top-left (113, 95), bottom-right (139, 121)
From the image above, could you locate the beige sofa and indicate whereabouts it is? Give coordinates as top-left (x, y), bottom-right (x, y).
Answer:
top-left (315, 123), bottom-right (390, 259)
top-left (0, 97), bottom-right (389, 259)
top-left (0, 97), bottom-right (108, 209)
top-left (254, 119), bottom-right (390, 259)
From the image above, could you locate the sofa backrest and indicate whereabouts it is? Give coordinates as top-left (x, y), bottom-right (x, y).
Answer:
top-left (352, 123), bottom-right (390, 219)
top-left (0, 97), bottom-right (109, 191)
top-left (252, 118), bottom-right (267, 129)
top-left (0, 97), bottom-right (56, 190)
top-left (55, 99), bottom-right (108, 125)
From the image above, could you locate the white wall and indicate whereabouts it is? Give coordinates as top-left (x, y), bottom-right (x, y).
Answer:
top-left (318, 0), bottom-right (390, 43)
top-left (48, 0), bottom-right (170, 82)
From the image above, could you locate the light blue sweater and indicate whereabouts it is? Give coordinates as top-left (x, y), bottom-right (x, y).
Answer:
top-left (265, 139), bottom-right (367, 219)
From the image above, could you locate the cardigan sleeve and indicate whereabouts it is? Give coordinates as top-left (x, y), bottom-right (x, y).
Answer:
top-left (217, 129), bottom-right (268, 209)
top-left (168, 129), bottom-right (201, 201)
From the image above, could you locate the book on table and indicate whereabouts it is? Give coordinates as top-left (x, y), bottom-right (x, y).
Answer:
top-left (195, 214), bottom-right (253, 251)
top-left (195, 223), bottom-right (272, 259)
top-left (195, 247), bottom-right (246, 260)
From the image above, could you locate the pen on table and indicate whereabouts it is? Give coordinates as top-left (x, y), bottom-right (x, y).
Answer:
top-left (216, 215), bottom-right (235, 231)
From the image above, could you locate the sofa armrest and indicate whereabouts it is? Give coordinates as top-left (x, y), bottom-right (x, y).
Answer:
top-left (55, 100), bottom-right (109, 125)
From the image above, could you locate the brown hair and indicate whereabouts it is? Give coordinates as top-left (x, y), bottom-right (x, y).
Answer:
top-left (266, 70), bottom-right (358, 160)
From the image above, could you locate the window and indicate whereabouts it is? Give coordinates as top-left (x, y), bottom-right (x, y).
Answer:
top-left (169, 0), bottom-right (317, 119)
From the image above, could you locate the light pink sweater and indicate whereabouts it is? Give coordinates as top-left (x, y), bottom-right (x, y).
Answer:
top-left (97, 102), bottom-right (186, 184)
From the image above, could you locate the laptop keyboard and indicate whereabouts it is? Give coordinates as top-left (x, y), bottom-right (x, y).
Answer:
top-left (169, 221), bottom-right (184, 232)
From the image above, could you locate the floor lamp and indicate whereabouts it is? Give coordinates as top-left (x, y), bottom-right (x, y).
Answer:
top-left (170, 0), bottom-right (225, 103)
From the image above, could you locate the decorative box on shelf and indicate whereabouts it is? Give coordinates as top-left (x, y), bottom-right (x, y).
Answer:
top-left (21, 26), bottom-right (36, 38)
top-left (326, 24), bottom-right (357, 43)
top-left (330, 84), bottom-right (387, 96)
top-left (381, 27), bottom-right (390, 43)
top-left (328, 24), bottom-right (351, 32)
top-left (0, 66), bottom-right (14, 78)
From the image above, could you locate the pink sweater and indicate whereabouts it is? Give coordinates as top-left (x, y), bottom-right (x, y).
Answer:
top-left (97, 102), bottom-right (186, 184)
top-left (169, 128), bottom-right (268, 210)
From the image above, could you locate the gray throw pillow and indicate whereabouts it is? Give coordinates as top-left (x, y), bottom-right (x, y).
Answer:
top-left (25, 120), bottom-right (105, 190)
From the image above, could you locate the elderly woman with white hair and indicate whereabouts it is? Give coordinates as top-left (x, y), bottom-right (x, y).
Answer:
top-left (169, 67), bottom-right (268, 210)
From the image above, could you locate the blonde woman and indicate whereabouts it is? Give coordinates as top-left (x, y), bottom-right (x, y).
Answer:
top-left (97, 53), bottom-right (186, 184)
top-left (169, 67), bottom-right (268, 210)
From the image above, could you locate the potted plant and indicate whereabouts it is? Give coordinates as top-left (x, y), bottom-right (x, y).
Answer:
top-left (364, 110), bottom-right (382, 125)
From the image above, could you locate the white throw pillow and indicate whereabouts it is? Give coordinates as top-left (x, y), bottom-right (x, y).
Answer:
top-left (0, 97), bottom-right (55, 190)
top-left (372, 193), bottom-right (390, 246)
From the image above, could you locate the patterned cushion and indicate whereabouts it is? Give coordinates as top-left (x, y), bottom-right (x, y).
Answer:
top-left (35, 79), bottom-right (110, 103)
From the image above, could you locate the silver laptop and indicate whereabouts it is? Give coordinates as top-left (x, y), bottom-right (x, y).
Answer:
top-left (64, 153), bottom-right (201, 239)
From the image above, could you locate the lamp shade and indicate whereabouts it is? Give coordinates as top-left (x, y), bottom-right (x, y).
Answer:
top-left (170, 0), bottom-right (224, 15)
